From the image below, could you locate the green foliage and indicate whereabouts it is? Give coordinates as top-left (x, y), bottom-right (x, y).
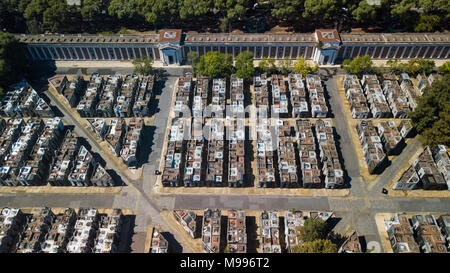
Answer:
top-left (214, 0), bottom-right (248, 21)
top-left (303, 0), bottom-right (340, 23)
top-left (410, 74), bottom-right (450, 146)
top-left (342, 55), bottom-right (373, 75)
top-left (187, 51), bottom-right (199, 75)
top-left (132, 56), bottom-right (153, 75)
top-left (98, 30), bottom-right (115, 34)
top-left (81, 0), bottom-right (102, 20)
top-left (438, 62), bottom-right (450, 74)
top-left (24, 0), bottom-right (68, 33)
top-left (298, 217), bottom-right (328, 242)
top-left (108, 0), bottom-right (138, 20)
top-left (351, 0), bottom-right (378, 23)
top-left (224, 245), bottom-right (231, 253)
top-left (219, 17), bottom-right (229, 33)
top-left (42, 0), bottom-right (67, 33)
top-left (292, 57), bottom-right (318, 77)
top-left (24, 0), bottom-right (48, 22)
top-left (386, 59), bottom-right (407, 74)
top-left (406, 58), bottom-right (435, 75)
top-left (26, 17), bottom-right (42, 34)
top-left (118, 27), bottom-right (129, 34)
top-left (278, 57), bottom-right (292, 75)
top-left (235, 51), bottom-right (254, 80)
top-left (414, 13), bottom-right (440, 32)
top-left (315, 41), bottom-right (323, 50)
top-left (2, 0), bottom-right (450, 35)
top-left (292, 239), bottom-right (337, 253)
top-left (179, 0), bottom-right (212, 20)
top-left (266, 0), bottom-right (305, 21)
top-left (258, 57), bottom-right (276, 74)
top-left (138, 0), bottom-right (179, 25)
top-left (0, 32), bottom-right (26, 93)
top-left (196, 51), bottom-right (233, 79)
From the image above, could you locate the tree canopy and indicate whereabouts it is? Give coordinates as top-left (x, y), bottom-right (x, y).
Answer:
top-left (132, 56), bottom-right (153, 75)
top-left (438, 62), bottom-right (450, 74)
top-left (0, 32), bottom-right (26, 94)
top-left (258, 57), bottom-right (276, 74)
top-left (2, 0), bottom-right (449, 34)
top-left (292, 57), bottom-right (318, 76)
top-left (187, 51), bottom-right (200, 76)
top-left (385, 58), bottom-right (436, 75)
top-left (235, 51), bottom-right (254, 80)
top-left (342, 55), bottom-right (374, 75)
top-left (409, 74), bottom-right (450, 147)
top-left (278, 57), bottom-right (293, 75)
top-left (292, 239), bottom-right (337, 253)
top-left (195, 51), bottom-right (233, 79)
top-left (298, 217), bottom-right (329, 243)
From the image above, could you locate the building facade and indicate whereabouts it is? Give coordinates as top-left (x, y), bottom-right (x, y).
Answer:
top-left (16, 29), bottom-right (450, 65)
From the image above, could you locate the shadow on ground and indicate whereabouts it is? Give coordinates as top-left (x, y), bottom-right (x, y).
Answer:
top-left (117, 215), bottom-right (136, 253)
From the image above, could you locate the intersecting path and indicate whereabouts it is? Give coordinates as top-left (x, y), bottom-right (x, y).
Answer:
top-left (1, 68), bottom-right (449, 253)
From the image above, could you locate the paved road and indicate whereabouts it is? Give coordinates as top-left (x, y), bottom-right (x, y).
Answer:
top-left (368, 137), bottom-right (422, 195)
top-left (2, 67), bottom-right (450, 253)
top-left (43, 76), bottom-right (196, 252)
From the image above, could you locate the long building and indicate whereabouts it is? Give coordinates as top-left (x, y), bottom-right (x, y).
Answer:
top-left (18, 29), bottom-right (450, 66)
top-left (276, 120), bottom-right (299, 188)
top-left (162, 118), bottom-right (186, 187)
top-left (226, 210), bottom-right (247, 253)
top-left (260, 210), bottom-right (281, 253)
top-left (228, 119), bottom-right (245, 187)
top-left (295, 119), bottom-right (321, 188)
top-left (202, 209), bottom-right (221, 253)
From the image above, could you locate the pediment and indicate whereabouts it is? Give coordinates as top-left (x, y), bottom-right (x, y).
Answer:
top-left (159, 43), bottom-right (181, 50)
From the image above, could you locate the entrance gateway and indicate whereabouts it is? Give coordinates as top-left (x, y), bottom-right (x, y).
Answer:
top-left (158, 29), bottom-right (184, 66)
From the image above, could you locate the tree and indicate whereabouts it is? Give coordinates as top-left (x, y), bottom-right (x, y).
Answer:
top-left (342, 55), bottom-right (373, 75)
top-left (0, 0), bottom-right (31, 33)
top-left (132, 56), bottom-right (153, 75)
top-left (224, 245), bottom-right (232, 253)
top-left (298, 217), bottom-right (328, 242)
top-left (258, 57), bottom-right (276, 74)
top-left (118, 27), bottom-right (129, 34)
top-left (137, 0), bottom-right (179, 26)
top-left (24, 0), bottom-right (48, 22)
top-left (214, 0), bottom-right (248, 21)
top-left (196, 51), bottom-right (233, 78)
top-left (292, 57), bottom-right (318, 76)
top-left (386, 59), bottom-right (407, 74)
top-left (24, 0), bottom-right (70, 33)
top-left (235, 51), bottom-right (254, 80)
top-left (303, 0), bottom-right (340, 24)
top-left (409, 74), bottom-right (450, 146)
top-left (292, 239), bottom-right (337, 253)
top-left (267, 0), bottom-right (305, 21)
top-left (0, 32), bottom-right (26, 94)
top-left (213, 0), bottom-right (248, 30)
top-left (406, 58), bottom-right (435, 75)
top-left (279, 57), bottom-right (293, 75)
top-left (179, 0), bottom-right (212, 20)
top-left (81, 0), bottom-right (102, 20)
top-left (414, 13), bottom-right (440, 32)
top-left (438, 61), bottom-right (450, 74)
top-left (187, 51), bottom-right (199, 75)
top-left (108, 0), bottom-right (139, 20)
top-left (43, 0), bottom-right (68, 33)
top-left (219, 17), bottom-right (229, 32)
top-left (351, 0), bottom-right (378, 24)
